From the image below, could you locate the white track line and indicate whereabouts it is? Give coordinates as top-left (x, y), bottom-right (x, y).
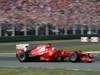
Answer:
top-left (86, 51), bottom-right (100, 53)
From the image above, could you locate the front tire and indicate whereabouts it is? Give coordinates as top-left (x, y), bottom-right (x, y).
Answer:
top-left (69, 52), bottom-right (79, 63)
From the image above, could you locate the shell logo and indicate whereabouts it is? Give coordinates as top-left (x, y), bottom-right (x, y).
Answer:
top-left (62, 51), bottom-right (64, 55)
top-left (49, 52), bottom-right (53, 56)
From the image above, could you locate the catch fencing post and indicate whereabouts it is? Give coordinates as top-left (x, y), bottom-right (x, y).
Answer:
top-left (35, 25), bottom-right (39, 36)
top-left (55, 26), bottom-right (59, 35)
top-left (81, 27), bottom-right (84, 35)
top-left (0, 24), bottom-right (1, 37)
top-left (11, 25), bottom-right (15, 36)
top-left (87, 25), bottom-right (92, 35)
top-left (95, 27), bottom-right (98, 34)
top-left (64, 26), bottom-right (68, 35)
top-left (45, 26), bottom-right (49, 36)
top-left (23, 25), bottom-right (27, 36)
top-left (72, 27), bottom-right (76, 35)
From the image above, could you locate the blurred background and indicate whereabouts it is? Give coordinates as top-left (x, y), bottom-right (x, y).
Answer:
top-left (0, 0), bottom-right (100, 42)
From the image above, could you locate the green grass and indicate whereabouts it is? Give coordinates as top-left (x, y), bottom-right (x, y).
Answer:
top-left (0, 67), bottom-right (100, 75)
top-left (0, 50), bottom-right (15, 53)
top-left (58, 44), bottom-right (100, 51)
top-left (0, 39), bottom-right (79, 46)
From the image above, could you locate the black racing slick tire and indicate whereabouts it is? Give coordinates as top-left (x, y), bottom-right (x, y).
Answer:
top-left (16, 52), bottom-right (29, 62)
top-left (69, 52), bottom-right (79, 63)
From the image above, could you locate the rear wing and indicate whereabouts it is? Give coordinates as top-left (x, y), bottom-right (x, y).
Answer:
top-left (16, 44), bottom-right (29, 51)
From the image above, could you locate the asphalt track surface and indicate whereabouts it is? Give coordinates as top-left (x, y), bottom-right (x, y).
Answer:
top-left (0, 54), bottom-right (100, 71)
top-left (0, 41), bottom-right (100, 70)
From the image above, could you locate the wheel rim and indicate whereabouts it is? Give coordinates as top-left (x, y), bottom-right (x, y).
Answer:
top-left (19, 53), bottom-right (25, 61)
top-left (70, 53), bottom-right (77, 61)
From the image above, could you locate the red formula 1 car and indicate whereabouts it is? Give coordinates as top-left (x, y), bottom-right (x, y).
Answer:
top-left (16, 43), bottom-right (94, 63)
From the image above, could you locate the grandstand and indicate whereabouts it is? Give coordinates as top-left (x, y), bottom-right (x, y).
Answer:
top-left (0, 0), bottom-right (100, 37)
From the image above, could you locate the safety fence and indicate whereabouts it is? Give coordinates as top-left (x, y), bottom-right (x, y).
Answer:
top-left (0, 34), bottom-right (100, 42)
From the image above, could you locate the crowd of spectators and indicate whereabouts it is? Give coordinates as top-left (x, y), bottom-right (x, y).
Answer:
top-left (0, 0), bottom-right (100, 28)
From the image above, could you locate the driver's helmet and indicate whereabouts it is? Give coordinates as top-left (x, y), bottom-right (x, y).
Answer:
top-left (52, 47), bottom-right (56, 50)
top-left (24, 46), bottom-right (29, 51)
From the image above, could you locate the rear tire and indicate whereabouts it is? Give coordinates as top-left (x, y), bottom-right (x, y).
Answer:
top-left (16, 52), bottom-right (29, 62)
